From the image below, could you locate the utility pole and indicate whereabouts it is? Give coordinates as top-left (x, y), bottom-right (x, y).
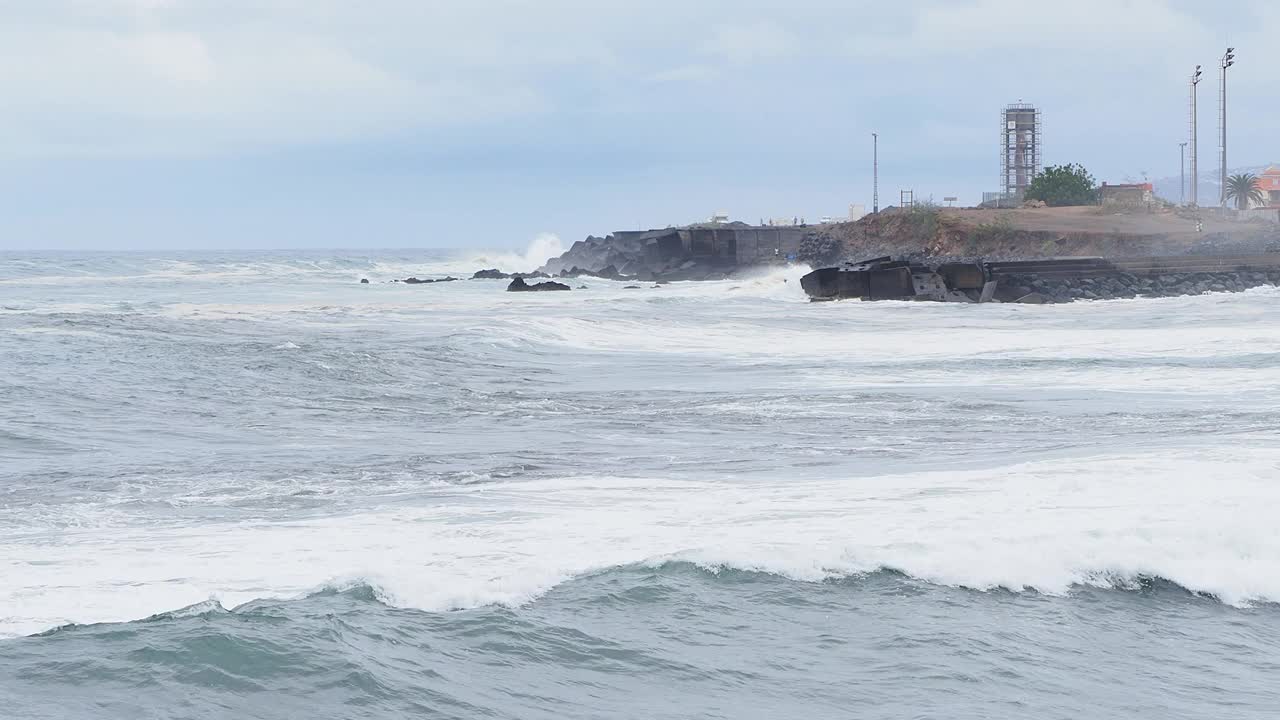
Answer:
top-left (872, 133), bottom-right (879, 214)
top-left (1180, 142), bottom-right (1187, 205)
top-left (1220, 47), bottom-right (1235, 208)
top-left (1189, 65), bottom-right (1202, 207)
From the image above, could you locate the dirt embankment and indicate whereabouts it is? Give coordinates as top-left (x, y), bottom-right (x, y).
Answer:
top-left (824, 206), bottom-right (1280, 262)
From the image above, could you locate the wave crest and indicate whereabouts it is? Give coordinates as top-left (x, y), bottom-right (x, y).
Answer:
top-left (6, 449), bottom-right (1280, 639)
top-left (462, 233), bottom-right (565, 274)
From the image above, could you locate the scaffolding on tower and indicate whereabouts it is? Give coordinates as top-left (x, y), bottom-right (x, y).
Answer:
top-left (1000, 103), bottom-right (1042, 203)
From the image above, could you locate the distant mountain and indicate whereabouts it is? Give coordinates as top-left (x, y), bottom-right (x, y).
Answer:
top-left (1149, 163), bottom-right (1278, 205)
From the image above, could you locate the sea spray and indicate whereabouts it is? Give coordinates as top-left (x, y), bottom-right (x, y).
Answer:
top-left (462, 233), bottom-right (566, 274)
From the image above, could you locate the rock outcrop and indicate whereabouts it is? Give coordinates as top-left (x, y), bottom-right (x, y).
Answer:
top-left (472, 269), bottom-right (551, 280)
top-left (539, 235), bottom-right (640, 277)
top-left (537, 233), bottom-right (739, 283)
top-left (557, 265), bottom-right (627, 281)
top-left (507, 277), bottom-right (571, 292)
top-left (401, 276), bottom-right (458, 284)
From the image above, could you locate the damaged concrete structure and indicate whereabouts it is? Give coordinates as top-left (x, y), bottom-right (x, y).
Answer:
top-left (801, 254), bottom-right (1280, 303)
top-left (801, 257), bottom-right (989, 302)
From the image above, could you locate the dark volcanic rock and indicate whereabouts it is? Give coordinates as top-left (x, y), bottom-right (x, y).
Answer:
top-left (538, 232), bottom-right (740, 282)
top-left (403, 276), bottom-right (457, 284)
top-left (796, 231), bottom-right (843, 267)
top-left (507, 277), bottom-right (571, 292)
top-left (472, 269), bottom-right (552, 280)
top-left (558, 264), bottom-right (628, 280)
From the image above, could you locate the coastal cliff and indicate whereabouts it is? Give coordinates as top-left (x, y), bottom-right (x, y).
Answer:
top-left (536, 207), bottom-right (1280, 284)
top-left (826, 205), bottom-right (1280, 263)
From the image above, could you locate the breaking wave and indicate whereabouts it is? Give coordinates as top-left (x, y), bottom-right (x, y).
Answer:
top-left (4, 446), bottom-right (1278, 639)
top-left (460, 233), bottom-right (566, 274)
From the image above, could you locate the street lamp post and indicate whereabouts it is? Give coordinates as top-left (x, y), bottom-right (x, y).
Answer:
top-left (1190, 65), bottom-right (1202, 207)
top-left (872, 133), bottom-right (879, 214)
top-left (1180, 142), bottom-right (1188, 206)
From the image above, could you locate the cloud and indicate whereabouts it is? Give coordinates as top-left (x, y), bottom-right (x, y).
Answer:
top-left (126, 31), bottom-right (216, 86)
top-left (0, 0), bottom-right (1276, 168)
top-left (0, 18), bottom-right (550, 155)
top-left (645, 64), bottom-right (720, 85)
top-left (701, 21), bottom-right (798, 64)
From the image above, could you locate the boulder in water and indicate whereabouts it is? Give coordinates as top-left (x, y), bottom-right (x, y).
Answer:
top-left (558, 264), bottom-right (627, 281)
top-left (403, 276), bottom-right (458, 284)
top-left (507, 277), bottom-right (571, 292)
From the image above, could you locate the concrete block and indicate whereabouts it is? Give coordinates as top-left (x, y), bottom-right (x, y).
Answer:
top-left (938, 263), bottom-right (986, 290)
top-left (837, 270), bottom-right (870, 299)
top-left (868, 268), bottom-right (916, 300)
top-left (799, 268), bottom-right (841, 299)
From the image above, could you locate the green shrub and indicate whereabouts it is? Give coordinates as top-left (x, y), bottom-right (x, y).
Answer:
top-left (1025, 164), bottom-right (1098, 207)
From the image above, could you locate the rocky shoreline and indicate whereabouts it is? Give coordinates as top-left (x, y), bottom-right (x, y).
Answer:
top-left (360, 264), bottom-right (1280, 304)
top-left (535, 233), bottom-right (758, 282)
top-left (357, 250), bottom-right (1280, 305)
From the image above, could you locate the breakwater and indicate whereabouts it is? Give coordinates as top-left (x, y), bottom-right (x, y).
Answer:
top-left (539, 224), bottom-right (809, 281)
top-left (801, 254), bottom-right (1280, 303)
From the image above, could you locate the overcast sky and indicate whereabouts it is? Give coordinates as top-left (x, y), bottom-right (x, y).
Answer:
top-left (1, 0), bottom-right (1274, 250)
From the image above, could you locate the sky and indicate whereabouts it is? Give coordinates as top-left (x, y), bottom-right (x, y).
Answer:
top-left (1, 0), bottom-right (1276, 250)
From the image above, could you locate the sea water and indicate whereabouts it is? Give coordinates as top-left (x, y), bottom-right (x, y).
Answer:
top-left (1, 248), bottom-right (1278, 719)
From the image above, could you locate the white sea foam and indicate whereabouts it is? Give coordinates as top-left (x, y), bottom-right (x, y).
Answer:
top-left (3, 446), bottom-right (1278, 638)
top-left (3, 251), bottom-right (1278, 639)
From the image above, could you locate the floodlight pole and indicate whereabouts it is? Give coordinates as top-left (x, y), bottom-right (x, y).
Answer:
top-left (1180, 142), bottom-right (1187, 205)
top-left (1220, 48), bottom-right (1235, 209)
top-left (872, 133), bottom-right (879, 214)
top-left (1190, 65), bottom-right (1202, 207)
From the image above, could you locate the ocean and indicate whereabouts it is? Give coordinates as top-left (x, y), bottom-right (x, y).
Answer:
top-left (1, 248), bottom-right (1278, 719)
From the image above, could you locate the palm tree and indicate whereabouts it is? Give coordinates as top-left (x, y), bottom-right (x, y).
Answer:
top-left (1225, 173), bottom-right (1266, 210)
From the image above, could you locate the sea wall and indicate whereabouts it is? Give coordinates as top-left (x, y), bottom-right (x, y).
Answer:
top-left (992, 269), bottom-right (1280, 303)
top-left (801, 254), bottom-right (1280, 303)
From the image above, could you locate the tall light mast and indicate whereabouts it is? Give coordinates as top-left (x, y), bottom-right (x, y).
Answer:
top-left (1219, 48), bottom-right (1235, 208)
top-left (1189, 65), bottom-right (1202, 207)
top-left (872, 133), bottom-right (879, 214)
top-left (1180, 142), bottom-right (1187, 205)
